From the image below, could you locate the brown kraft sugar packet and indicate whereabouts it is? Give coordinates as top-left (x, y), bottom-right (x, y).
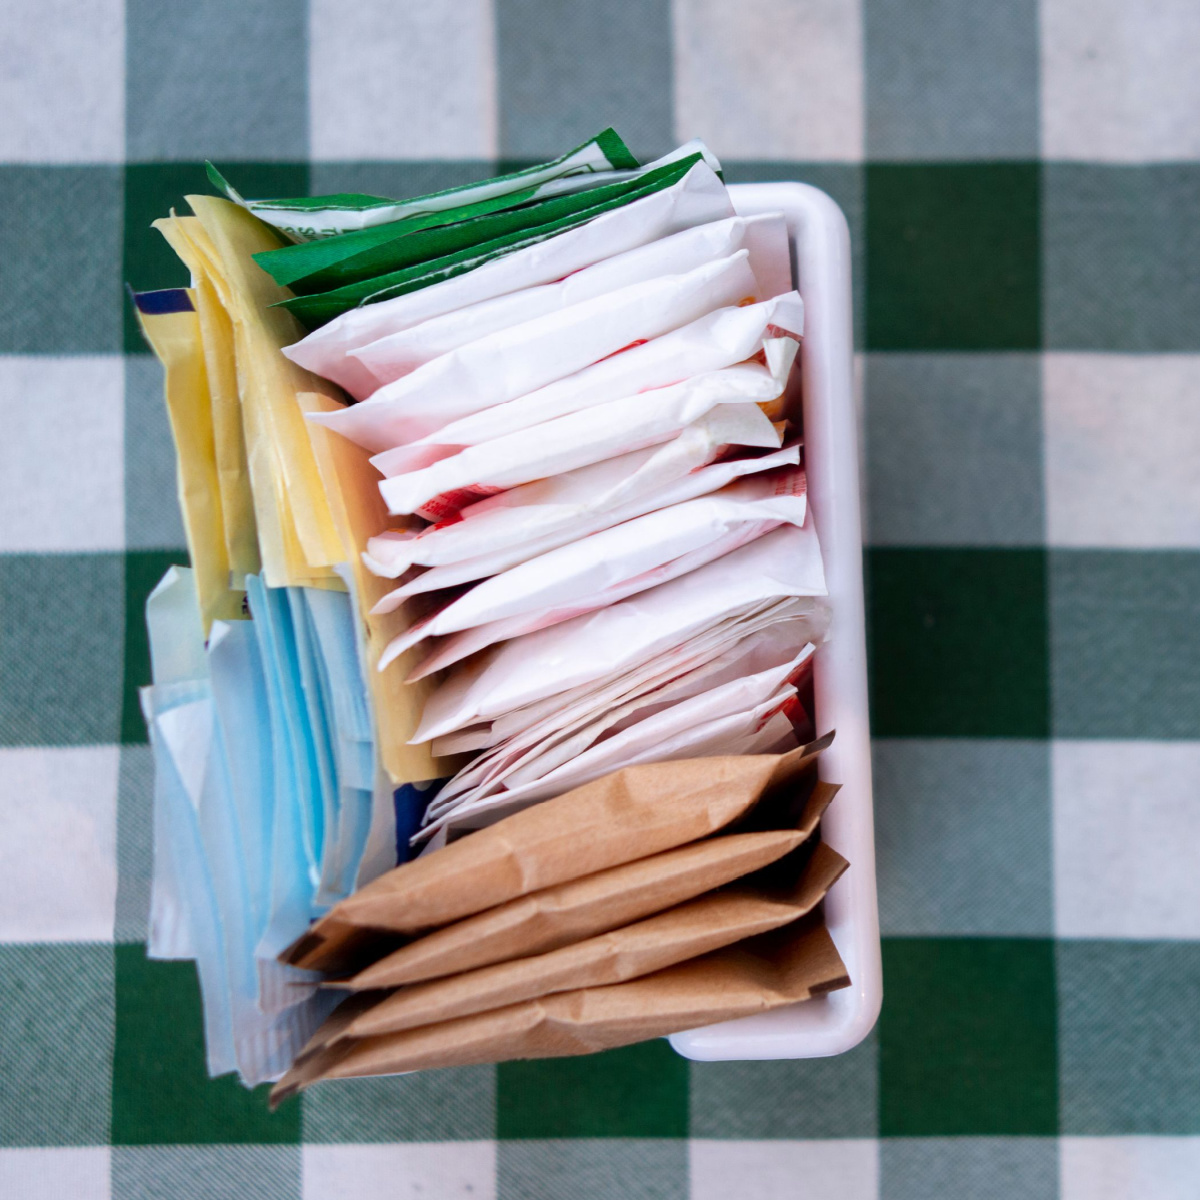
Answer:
top-left (282, 734), bottom-right (834, 973)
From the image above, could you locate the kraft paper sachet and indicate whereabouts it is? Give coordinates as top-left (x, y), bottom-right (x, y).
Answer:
top-left (152, 214), bottom-right (261, 586)
top-left (278, 154), bottom-right (714, 329)
top-left (184, 195), bottom-right (345, 587)
top-left (272, 915), bottom-right (849, 1101)
top-left (345, 783), bottom-right (838, 990)
top-left (133, 289), bottom-right (244, 633)
top-left (316, 842), bottom-right (848, 1045)
top-left (212, 128), bottom-right (643, 242)
top-left (296, 390), bottom-right (441, 787)
top-left (281, 736), bottom-right (832, 972)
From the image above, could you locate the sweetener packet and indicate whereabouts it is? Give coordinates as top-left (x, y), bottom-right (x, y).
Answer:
top-left (281, 736), bottom-right (832, 969)
top-left (376, 362), bottom-right (791, 522)
top-left (272, 916), bottom-right (849, 1099)
top-left (212, 129), bottom-right (643, 242)
top-left (389, 292), bottom-right (803, 452)
top-left (433, 596), bottom-right (829, 756)
top-left (426, 621), bottom-right (817, 816)
top-left (413, 524), bottom-right (827, 743)
top-left (424, 648), bottom-right (814, 836)
top-left (309, 250), bottom-right (761, 452)
top-left (254, 144), bottom-right (727, 297)
top-left (132, 289), bottom-right (245, 633)
top-left (280, 153), bottom-right (719, 327)
top-left (376, 467), bottom-right (809, 673)
top-left (400, 482), bottom-right (808, 680)
top-left (362, 431), bottom-right (797, 582)
top-left (346, 213), bottom-right (789, 392)
top-left (281, 161), bottom-right (733, 397)
top-left (346, 780), bottom-right (838, 989)
top-left (322, 844), bottom-right (847, 1043)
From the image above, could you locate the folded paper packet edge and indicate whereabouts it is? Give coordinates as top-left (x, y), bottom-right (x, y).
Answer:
top-left (271, 913), bottom-right (848, 1104)
top-left (280, 734), bottom-right (833, 968)
top-left (344, 777), bottom-right (840, 991)
top-left (332, 840), bottom-right (849, 1043)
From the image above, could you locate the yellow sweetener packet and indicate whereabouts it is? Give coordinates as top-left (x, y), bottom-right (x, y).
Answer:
top-left (186, 195), bottom-right (345, 587)
top-left (133, 288), bottom-right (245, 633)
top-left (152, 214), bottom-right (262, 587)
top-left (298, 390), bottom-right (444, 785)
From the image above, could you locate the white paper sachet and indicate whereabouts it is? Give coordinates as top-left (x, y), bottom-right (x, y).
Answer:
top-left (427, 627), bottom-right (816, 818)
top-left (423, 657), bottom-right (811, 839)
top-left (307, 250), bottom-right (761, 452)
top-left (281, 161), bottom-right (733, 396)
top-left (366, 438), bottom-right (800, 590)
top-left (436, 594), bottom-right (829, 756)
top-left (392, 292), bottom-right (804, 452)
top-left (376, 352), bottom-right (796, 521)
top-left (348, 214), bottom-right (790, 390)
top-left (377, 465), bottom-right (809, 673)
top-left (411, 522), bottom-right (827, 743)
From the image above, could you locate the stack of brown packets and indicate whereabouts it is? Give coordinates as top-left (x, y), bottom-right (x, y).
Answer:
top-left (271, 733), bottom-right (849, 1105)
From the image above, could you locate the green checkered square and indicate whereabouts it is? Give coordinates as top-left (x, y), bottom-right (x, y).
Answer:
top-left (866, 163), bottom-right (1041, 350)
top-left (868, 548), bottom-right (1050, 738)
top-left (879, 937), bottom-right (1058, 1136)
top-left (497, 1042), bottom-right (688, 1139)
top-left (110, 945), bottom-right (299, 1145)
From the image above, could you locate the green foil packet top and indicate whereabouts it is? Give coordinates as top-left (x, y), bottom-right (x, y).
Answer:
top-left (207, 128), bottom-right (639, 242)
top-left (254, 145), bottom-right (717, 298)
top-left (275, 153), bottom-right (708, 329)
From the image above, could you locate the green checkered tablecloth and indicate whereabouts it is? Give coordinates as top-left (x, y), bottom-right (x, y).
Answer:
top-left (3, 1), bottom-right (1200, 1197)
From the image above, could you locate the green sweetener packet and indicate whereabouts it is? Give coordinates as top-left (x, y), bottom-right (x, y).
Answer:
top-left (255, 142), bottom-right (720, 298)
top-left (276, 152), bottom-right (710, 329)
top-left (208, 128), bottom-right (639, 242)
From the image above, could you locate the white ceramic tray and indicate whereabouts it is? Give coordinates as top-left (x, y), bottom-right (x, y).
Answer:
top-left (670, 182), bottom-right (882, 1061)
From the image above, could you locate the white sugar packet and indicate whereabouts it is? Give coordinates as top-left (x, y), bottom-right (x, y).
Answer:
top-left (420, 672), bottom-right (805, 840)
top-left (386, 292), bottom-right (804, 455)
top-left (427, 628), bottom-right (815, 818)
top-left (431, 594), bottom-right (828, 756)
top-left (411, 522), bottom-right (827, 742)
top-left (281, 160), bottom-right (734, 398)
top-left (348, 214), bottom-right (790, 391)
top-left (306, 250), bottom-right (759, 452)
top-left (379, 458), bottom-right (805, 624)
top-left (370, 438), bottom-right (799, 592)
top-left (362, 421), bottom-right (794, 582)
top-left (399, 516), bottom-right (784, 679)
top-left (377, 350), bottom-right (796, 520)
top-left (381, 467), bottom-right (808, 676)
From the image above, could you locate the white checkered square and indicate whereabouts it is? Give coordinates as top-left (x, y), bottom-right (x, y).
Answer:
top-left (672, 0), bottom-right (864, 160)
top-left (1041, 0), bottom-right (1200, 160)
top-left (302, 1143), bottom-right (497, 1200)
top-left (0, 1146), bottom-right (109, 1199)
top-left (0, 746), bottom-right (119, 943)
top-left (308, 0), bottom-right (497, 160)
top-left (1043, 354), bottom-right (1200, 549)
top-left (1060, 1136), bottom-right (1200, 1200)
top-left (689, 1139), bottom-right (878, 1200)
top-left (0, 0), bottom-right (124, 163)
top-left (0, 356), bottom-right (124, 552)
top-left (1053, 741), bottom-right (1200, 939)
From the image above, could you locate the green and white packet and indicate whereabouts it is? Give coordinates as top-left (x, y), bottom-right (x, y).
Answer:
top-left (278, 153), bottom-right (710, 328)
top-left (250, 140), bottom-right (723, 294)
top-left (207, 128), bottom-right (640, 242)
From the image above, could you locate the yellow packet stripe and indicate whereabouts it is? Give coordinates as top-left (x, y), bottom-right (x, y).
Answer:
top-left (298, 391), bottom-right (441, 786)
top-left (187, 196), bottom-right (347, 578)
top-left (133, 289), bottom-right (245, 635)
